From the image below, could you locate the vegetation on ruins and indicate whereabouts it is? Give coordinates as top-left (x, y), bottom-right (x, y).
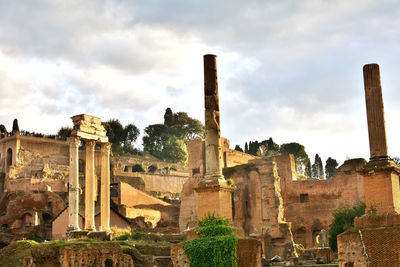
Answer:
top-left (103, 119), bottom-right (140, 154)
top-left (244, 138), bottom-right (279, 156)
top-left (280, 142), bottom-right (310, 173)
top-left (328, 202), bottom-right (366, 251)
top-left (325, 157), bottom-right (339, 178)
top-left (182, 214), bottom-right (238, 267)
top-left (0, 124), bottom-right (7, 134)
top-left (12, 119), bottom-right (19, 133)
top-left (57, 126), bottom-right (72, 140)
top-left (234, 145), bottom-right (243, 152)
top-left (0, 240), bottom-right (38, 267)
top-left (311, 153), bottom-right (324, 179)
top-left (143, 108), bottom-right (204, 162)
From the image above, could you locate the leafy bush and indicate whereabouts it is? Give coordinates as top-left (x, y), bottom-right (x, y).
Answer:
top-left (329, 202), bottom-right (366, 251)
top-left (182, 214), bottom-right (237, 267)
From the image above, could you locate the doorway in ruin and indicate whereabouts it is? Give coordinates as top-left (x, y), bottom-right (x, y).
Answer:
top-left (294, 227), bottom-right (307, 247)
top-left (21, 213), bottom-right (33, 227)
top-left (105, 259), bottom-right (113, 267)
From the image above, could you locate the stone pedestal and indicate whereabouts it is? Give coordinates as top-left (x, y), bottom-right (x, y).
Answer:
top-left (196, 179), bottom-right (234, 222)
top-left (362, 162), bottom-right (400, 214)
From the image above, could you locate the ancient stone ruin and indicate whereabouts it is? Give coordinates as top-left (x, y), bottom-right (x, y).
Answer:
top-left (195, 54), bottom-right (234, 222)
top-left (338, 64), bottom-right (400, 266)
top-left (67, 114), bottom-right (111, 234)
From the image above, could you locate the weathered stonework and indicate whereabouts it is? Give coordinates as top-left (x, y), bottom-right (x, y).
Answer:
top-left (338, 63), bottom-right (400, 266)
top-left (195, 54), bottom-right (233, 222)
top-left (68, 114), bottom-right (111, 234)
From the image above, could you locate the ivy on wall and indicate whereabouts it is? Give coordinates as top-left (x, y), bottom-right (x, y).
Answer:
top-left (182, 214), bottom-right (238, 267)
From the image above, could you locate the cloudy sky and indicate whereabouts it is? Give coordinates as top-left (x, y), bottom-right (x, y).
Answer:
top-left (0, 0), bottom-right (399, 165)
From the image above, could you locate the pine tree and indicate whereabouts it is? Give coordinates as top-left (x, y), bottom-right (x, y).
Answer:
top-left (244, 142), bottom-right (249, 153)
top-left (234, 145), bottom-right (243, 152)
top-left (311, 154), bottom-right (324, 179)
top-left (305, 158), bottom-right (312, 177)
top-left (325, 157), bottom-right (339, 178)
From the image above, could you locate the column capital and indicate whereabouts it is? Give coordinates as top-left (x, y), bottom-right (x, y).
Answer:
top-left (101, 142), bottom-right (111, 152)
top-left (85, 139), bottom-right (96, 150)
top-left (67, 136), bottom-right (80, 147)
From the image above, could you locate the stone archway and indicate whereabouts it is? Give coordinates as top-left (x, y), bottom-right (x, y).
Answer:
top-left (294, 227), bottom-right (307, 247)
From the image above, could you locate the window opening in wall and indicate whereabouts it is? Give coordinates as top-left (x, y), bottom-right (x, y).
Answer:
top-left (223, 151), bottom-right (227, 168)
top-left (345, 263), bottom-right (354, 267)
top-left (6, 148), bottom-right (12, 167)
top-left (148, 164), bottom-right (157, 173)
top-left (300, 193), bottom-right (309, 203)
top-left (192, 168), bottom-right (200, 176)
top-left (132, 164), bottom-right (145, 172)
top-left (124, 166), bottom-right (129, 172)
top-left (105, 259), bottom-right (113, 267)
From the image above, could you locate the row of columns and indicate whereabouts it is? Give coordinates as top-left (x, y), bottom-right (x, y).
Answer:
top-left (68, 137), bottom-right (111, 232)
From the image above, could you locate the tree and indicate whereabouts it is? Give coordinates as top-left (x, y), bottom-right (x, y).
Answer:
top-left (325, 157), bottom-right (339, 178)
top-left (234, 145), bottom-right (243, 152)
top-left (57, 126), bottom-right (72, 140)
top-left (0, 125), bottom-right (7, 134)
top-left (305, 158), bottom-right (312, 177)
top-left (12, 118), bottom-right (19, 133)
top-left (142, 108), bottom-right (204, 162)
top-left (311, 154), bottom-right (324, 179)
top-left (244, 142), bottom-right (248, 153)
top-left (329, 202), bottom-right (366, 251)
top-left (103, 119), bottom-right (140, 154)
top-left (280, 142), bottom-right (310, 174)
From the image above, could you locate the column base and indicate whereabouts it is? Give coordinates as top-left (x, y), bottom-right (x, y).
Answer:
top-left (195, 177), bottom-right (234, 223)
top-left (66, 230), bottom-right (89, 239)
top-left (87, 230), bottom-right (113, 241)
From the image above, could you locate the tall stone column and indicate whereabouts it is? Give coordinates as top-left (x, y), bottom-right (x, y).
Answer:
top-left (68, 137), bottom-right (80, 231)
top-left (362, 63), bottom-right (400, 214)
top-left (204, 54), bottom-right (223, 180)
top-left (100, 142), bottom-right (111, 231)
top-left (195, 54), bottom-right (233, 223)
top-left (363, 63), bottom-right (388, 160)
top-left (85, 140), bottom-right (96, 231)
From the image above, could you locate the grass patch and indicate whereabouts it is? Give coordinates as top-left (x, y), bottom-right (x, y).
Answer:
top-left (0, 240), bottom-right (38, 267)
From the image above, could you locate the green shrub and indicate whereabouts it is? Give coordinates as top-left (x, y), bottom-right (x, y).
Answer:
top-left (329, 202), bottom-right (366, 251)
top-left (182, 214), bottom-right (237, 267)
top-left (131, 232), bottom-right (141, 240)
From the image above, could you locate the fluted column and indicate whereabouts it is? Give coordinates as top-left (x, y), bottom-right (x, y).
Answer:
top-left (363, 63), bottom-right (389, 160)
top-left (85, 140), bottom-right (96, 231)
top-left (204, 54), bottom-right (223, 179)
top-left (100, 142), bottom-right (111, 231)
top-left (68, 137), bottom-right (80, 230)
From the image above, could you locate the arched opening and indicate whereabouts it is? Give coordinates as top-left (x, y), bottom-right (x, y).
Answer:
top-left (148, 164), bottom-right (157, 173)
top-left (105, 259), bottom-right (113, 267)
top-left (294, 227), bottom-right (307, 247)
top-left (7, 148), bottom-right (12, 167)
top-left (42, 213), bottom-right (52, 225)
top-left (21, 213), bottom-right (33, 227)
top-left (311, 219), bottom-right (322, 247)
top-left (132, 164), bottom-right (145, 173)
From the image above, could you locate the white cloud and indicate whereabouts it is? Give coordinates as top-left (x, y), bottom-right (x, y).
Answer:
top-left (0, 0), bottom-right (399, 164)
